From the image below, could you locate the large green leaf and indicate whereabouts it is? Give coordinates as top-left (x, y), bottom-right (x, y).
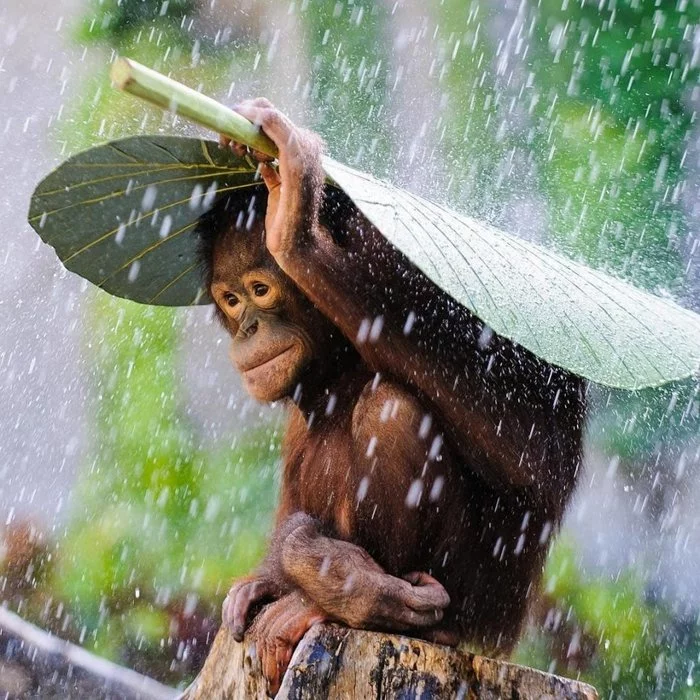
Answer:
top-left (28, 136), bottom-right (259, 306)
top-left (29, 135), bottom-right (700, 389)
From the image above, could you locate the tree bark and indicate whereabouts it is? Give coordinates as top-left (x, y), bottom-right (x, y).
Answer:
top-left (180, 623), bottom-right (598, 700)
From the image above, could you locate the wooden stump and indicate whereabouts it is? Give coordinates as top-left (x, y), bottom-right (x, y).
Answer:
top-left (180, 624), bottom-right (598, 700)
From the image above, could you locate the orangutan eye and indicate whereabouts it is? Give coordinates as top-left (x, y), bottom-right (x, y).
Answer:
top-left (224, 293), bottom-right (239, 307)
top-left (252, 283), bottom-right (269, 297)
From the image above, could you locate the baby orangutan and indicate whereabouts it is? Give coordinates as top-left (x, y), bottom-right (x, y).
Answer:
top-left (197, 99), bottom-right (585, 695)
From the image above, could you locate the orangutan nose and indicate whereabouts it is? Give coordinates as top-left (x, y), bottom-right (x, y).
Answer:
top-left (240, 318), bottom-right (258, 337)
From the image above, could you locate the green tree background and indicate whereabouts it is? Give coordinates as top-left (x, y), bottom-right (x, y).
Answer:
top-left (2, 0), bottom-right (699, 696)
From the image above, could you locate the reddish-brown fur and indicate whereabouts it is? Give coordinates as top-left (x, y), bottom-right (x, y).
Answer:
top-left (201, 100), bottom-right (586, 694)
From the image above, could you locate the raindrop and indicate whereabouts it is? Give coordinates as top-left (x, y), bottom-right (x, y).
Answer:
top-left (159, 214), bottom-right (173, 238)
top-left (357, 476), bottom-right (369, 502)
top-left (549, 23), bottom-right (567, 53)
top-left (406, 479), bottom-right (423, 508)
top-left (429, 476), bottom-right (444, 502)
top-left (366, 436), bottom-right (377, 458)
top-left (356, 318), bottom-right (371, 343)
top-left (539, 521), bottom-right (553, 545)
top-left (428, 434), bottom-right (443, 460)
top-left (245, 208), bottom-right (256, 230)
top-left (566, 630), bottom-right (581, 658)
top-left (204, 496), bottom-right (221, 522)
top-left (203, 181), bottom-right (218, 209)
top-left (478, 326), bottom-right (494, 349)
top-left (115, 222), bottom-right (127, 245)
top-left (379, 399), bottom-right (393, 423)
top-left (369, 315), bottom-right (384, 342)
top-left (418, 414), bottom-right (432, 439)
top-left (141, 184), bottom-right (157, 211)
top-left (189, 183), bottom-right (204, 209)
top-left (127, 261), bottom-right (141, 282)
top-left (606, 455), bottom-right (620, 479)
top-left (183, 593), bottom-right (198, 617)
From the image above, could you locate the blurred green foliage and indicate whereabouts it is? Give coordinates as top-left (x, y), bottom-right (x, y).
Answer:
top-left (589, 381), bottom-right (700, 462)
top-left (59, 29), bottom-right (244, 156)
top-left (529, 0), bottom-right (698, 292)
top-left (5, 0), bottom-right (700, 695)
top-left (58, 297), bottom-right (276, 612)
top-left (302, 0), bottom-right (392, 173)
top-left (76, 0), bottom-right (197, 45)
top-left (518, 540), bottom-right (700, 698)
top-left (435, 1), bottom-right (513, 219)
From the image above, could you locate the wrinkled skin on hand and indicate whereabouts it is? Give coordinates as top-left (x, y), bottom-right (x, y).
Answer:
top-left (222, 512), bottom-right (451, 629)
top-left (245, 591), bottom-right (326, 697)
top-left (221, 512), bottom-right (453, 694)
top-left (222, 575), bottom-right (285, 643)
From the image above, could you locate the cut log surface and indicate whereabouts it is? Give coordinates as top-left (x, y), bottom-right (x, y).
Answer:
top-left (180, 623), bottom-right (598, 700)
